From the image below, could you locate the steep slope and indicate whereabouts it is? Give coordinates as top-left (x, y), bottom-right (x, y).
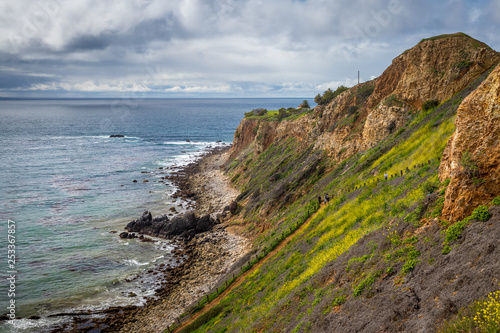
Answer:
top-left (172, 34), bottom-right (500, 333)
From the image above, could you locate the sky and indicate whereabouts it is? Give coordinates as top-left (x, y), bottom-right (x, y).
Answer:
top-left (0, 0), bottom-right (499, 98)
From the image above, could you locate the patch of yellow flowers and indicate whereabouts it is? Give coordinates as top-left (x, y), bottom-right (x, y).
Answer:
top-left (472, 289), bottom-right (500, 331)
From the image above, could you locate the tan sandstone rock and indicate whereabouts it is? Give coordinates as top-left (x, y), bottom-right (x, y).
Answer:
top-left (439, 64), bottom-right (500, 221)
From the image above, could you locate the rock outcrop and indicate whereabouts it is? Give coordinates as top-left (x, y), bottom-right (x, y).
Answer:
top-left (230, 33), bottom-right (500, 164)
top-left (367, 33), bottom-right (500, 109)
top-left (439, 64), bottom-right (500, 221)
top-left (125, 210), bottom-right (215, 239)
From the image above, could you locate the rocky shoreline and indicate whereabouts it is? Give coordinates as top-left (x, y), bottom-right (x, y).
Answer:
top-left (52, 146), bottom-right (250, 332)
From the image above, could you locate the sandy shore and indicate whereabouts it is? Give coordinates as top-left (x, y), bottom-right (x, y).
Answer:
top-left (54, 146), bottom-right (250, 332)
top-left (169, 147), bottom-right (240, 217)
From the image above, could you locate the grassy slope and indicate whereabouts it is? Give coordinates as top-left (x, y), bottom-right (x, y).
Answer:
top-left (177, 68), bottom-right (495, 333)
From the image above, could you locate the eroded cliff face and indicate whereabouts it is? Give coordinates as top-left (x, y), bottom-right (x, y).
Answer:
top-left (316, 33), bottom-right (499, 160)
top-left (367, 33), bottom-right (500, 109)
top-left (230, 33), bottom-right (499, 169)
top-left (439, 64), bottom-right (500, 221)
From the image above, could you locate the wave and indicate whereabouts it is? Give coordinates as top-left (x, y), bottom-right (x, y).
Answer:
top-left (123, 259), bottom-right (149, 266)
top-left (162, 140), bottom-right (229, 146)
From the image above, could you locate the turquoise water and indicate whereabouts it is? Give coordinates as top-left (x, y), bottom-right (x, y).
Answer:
top-left (0, 98), bottom-right (305, 332)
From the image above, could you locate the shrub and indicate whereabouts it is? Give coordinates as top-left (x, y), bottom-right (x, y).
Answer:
top-left (347, 105), bottom-right (359, 115)
top-left (245, 108), bottom-right (268, 117)
top-left (356, 85), bottom-right (375, 102)
top-left (442, 244), bottom-right (452, 254)
top-left (384, 94), bottom-right (404, 107)
top-left (422, 99), bottom-right (439, 111)
top-left (492, 196), bottom-right (500, 206)
top-left (301, 100), bottom-right (310, 109)
top-left (332, 295), bottom-right (347, 307)
top-left (460, 150), bottom-right (479, 177)
top-left (470, 205), bottom-right (491, 222)
top-left (315, 86), bottom-right (349, 105)
top-left (423, 180), bottom-right (439, 194)
top-left (454, 60), bottom-right (473, 70)
top-left (278, 108), bottom-right (289, 120)
top-left (401, 259), bottom-right (418, 274)
top-left (353, 271), bottom-right (382, 297)
top-left (431, 197), bottom-right (445, 218)
top-left (445, 219), bottom-right (468, 242)
top-left (346, 254), bottom-right (370, 272)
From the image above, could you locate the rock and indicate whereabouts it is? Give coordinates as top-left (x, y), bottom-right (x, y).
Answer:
top-left (229, 201), bottom-right (239, 215)
top-left (128, 292), bottom-right (137, 297)
top-left (110, 134), bottom-right (125, 138)
top-left (269, 173), bottom-right (280, 182)
top-left (119, 232), bottom-right (129, 239)
top-left (109, 230), bottom-right (117, 234)
top-left (439, 63), bottom-right (500, 221)
top-left (28, 315), bottom-right (41, 320)
top-left (124, 211), bottom-right (215, 239)
top-left (133, 180), bottom-right (137, 183)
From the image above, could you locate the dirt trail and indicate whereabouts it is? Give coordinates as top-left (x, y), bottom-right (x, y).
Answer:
top-left (171, 207), bottom-right (322, 332)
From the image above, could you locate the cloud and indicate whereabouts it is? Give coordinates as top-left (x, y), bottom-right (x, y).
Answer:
top-left (0, 0), bottom-right (498, 97)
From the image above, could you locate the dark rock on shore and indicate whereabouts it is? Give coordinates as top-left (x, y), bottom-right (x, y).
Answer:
top-left (125, 210), bottom-right (215, 239)
top-left (109, 134), bottom-right (125, 138)
top-left (119, 232), bottom-right (137, 239)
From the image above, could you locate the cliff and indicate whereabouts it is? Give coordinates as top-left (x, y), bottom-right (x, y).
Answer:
top-left (176, 34), bottom-right (500, 333)
top-left (440, 63), bottom-right (500, 221)
top-left (230, 33), bottom-right (500, 164)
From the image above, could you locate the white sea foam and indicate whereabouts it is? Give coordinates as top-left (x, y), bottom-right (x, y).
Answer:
top-left (124, 259), bottom-right (149, 266)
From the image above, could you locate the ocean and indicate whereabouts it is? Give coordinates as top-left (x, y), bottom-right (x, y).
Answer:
top-left (0, 98), bottom-right (305, 332)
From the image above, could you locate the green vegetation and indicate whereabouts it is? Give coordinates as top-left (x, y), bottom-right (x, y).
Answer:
top-left (314, 85), bottom-right (349, 105)
top-left (245, 108), bottom-right (268, 117)
top-left (491, 196), bottom-right (500, 206)
top-left (460, 150), bottom-right (479, 177)
top-left (422, 99), bottom-right (439, 111)
top-left (384, 94), bottom-right (404, 107)
top-left (353, 270), bottom-right (382, 297)
top-left (471, 205), bottom-right (492, 222)
top-left (332, 295), bottom-right (347, 307)
top-left (401, 259), bottom-right (419, 275)
top-left (443, 204), bottom-right (492, 253)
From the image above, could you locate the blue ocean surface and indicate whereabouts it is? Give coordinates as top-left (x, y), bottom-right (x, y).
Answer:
top-left (0, 98), bottom-right (306, 332)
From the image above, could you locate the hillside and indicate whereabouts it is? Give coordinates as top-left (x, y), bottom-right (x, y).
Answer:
top-left (174, 33), bottom-right (500, 333)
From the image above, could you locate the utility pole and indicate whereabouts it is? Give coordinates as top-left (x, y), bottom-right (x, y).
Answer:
top-left (358, 71), bottom-right (360, 84)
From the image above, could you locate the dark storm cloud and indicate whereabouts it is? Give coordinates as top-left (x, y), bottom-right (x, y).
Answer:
top-left (0, 70), bottom-right (54, 89)
top-left (0, 0), bottom-right (497, 97)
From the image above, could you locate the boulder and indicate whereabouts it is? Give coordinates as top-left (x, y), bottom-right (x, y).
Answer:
top-left (124, 211), bottom-right (215, 239)
top-left (229, 201), bottom-right (239, 214)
